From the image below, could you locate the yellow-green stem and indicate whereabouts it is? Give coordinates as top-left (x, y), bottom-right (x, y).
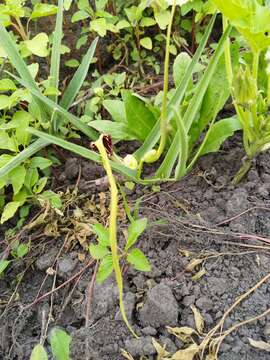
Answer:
top-left (94, 136), bottom-right (137, 338)
top-left (251, 51), bottom-right (260, 131)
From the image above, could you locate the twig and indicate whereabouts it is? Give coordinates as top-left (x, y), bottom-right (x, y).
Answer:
top-left (85, 260), bottom-right (98, 327)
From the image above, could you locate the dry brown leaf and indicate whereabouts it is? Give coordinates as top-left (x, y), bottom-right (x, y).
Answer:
top-left (152, 338), bottom-right (170, 360)
top-left (205, 354), bottom-right (217, 360)
top-left (185, 259), bottom-right (203, 272)
top-left (167, 326), bottom-right (196, 343)
top-left (44, 221), bottom-right (59, 237)
top-left (121, 349), bottom-right (135, 360)
top-left (179, 249), bottom-right (192, 257)
top-left (171, 344), bottom-right (199, 360)
top-left (190, 305), bottom-right (204, 334)
top-left (248, 338), bottom-right (270, 352)
top-left (192, 268), bottom-right (207, 281)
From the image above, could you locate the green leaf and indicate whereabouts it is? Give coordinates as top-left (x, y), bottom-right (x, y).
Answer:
top-left (64, 0), bottom-right (73, 11)
top-left (89, 244), bottom-right (110, 259)
top-left (30, 4), bottom-right (58, 19)
top-left (10, 165), bottom-right (26, 195)
top-left (0, 260), bottom-right (10, 275)
top-left (30, 344), bottom-right (48, 360)
top-left (92, 223), bottom-right (110, 246)
top-left (30, 157), bottom-right (52, 170)
top-left (0, 95), bottom-right (10, 110)
top-left (90, 18), bottom-right (107, 37)
top-left (25, 33), bottom-right (49, 57)
top-left (122, 90), bottom-right (156, 141)
top-left (154, 10), bottom-right (170, 30)
top-left (1, 201), bottom-right (22, 224)
top-left (50, 328), bottom-right (71, 360)
top-left (140, 37), bottom-right (152, 50)
top-left (39, 191), bottom-right (62, 209)
top-left (0, 131), bottom-right (16, 152)
top-left (103, 99), bottom-right (126, 123)
top-left (88, 120), bottom-right (135, 140)
top-left (199, 117), bottom-right (242, 156)
top-left (65, 59), bottom-right (80, 68)
top-left (96, 255), bottom-right (113, 283)
top-left (0, 78), bottom-right (16, 91)
top-left (125, 218), bottom-right (148, 251)
top-left (127, 248), bottom-right (151, 272)
top-left (60, 38), bottom-right (98, 110)
top-left (173, 52), bottom-right (192, 87)
top-left (71, 10), bottom-right (90, 22)
top-left (16, 243), bottom-right (29, 258)
top-left (49, 0), bottom-right (63, 103)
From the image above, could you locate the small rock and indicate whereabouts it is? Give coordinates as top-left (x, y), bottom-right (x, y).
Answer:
top-left (139, 284), bottom-right (178, 328)
top-left (158, 336), bottom-right (177, 353)
top-left (196, 296), bottom-right (213, 311)
top-left (182, 295), bottom-right (195, 307)
top-left (207, 278), bottom-right (227, 296)
top-left (36, 249), bottom-right (58, 271)
top-left (115, 292), bottom-right (136, 322)
top-left (65, 158), bottom-right (79, 179)
top-left (142, 326), bottom-right (157, 336)
top-left (58, 255), bottom-right (78, 278)
top-left (92, 279), bottom-right (118, 321)
top-left (124, 336), bottom-right (155, 357)
top-left (264, 323), bottom-right (270, 337)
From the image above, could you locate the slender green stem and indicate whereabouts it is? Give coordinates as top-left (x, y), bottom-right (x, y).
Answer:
top-left (94, 136), bottom-right (137, 338)
top-left (251, 51), bottom-right (260, 131)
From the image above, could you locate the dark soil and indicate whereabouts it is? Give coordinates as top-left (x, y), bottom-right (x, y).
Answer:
top-left (1, 135), bottom-right (270, 360)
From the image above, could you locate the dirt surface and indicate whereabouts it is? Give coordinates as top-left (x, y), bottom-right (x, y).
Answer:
top-left (1, 135), bottom-right (270, 360)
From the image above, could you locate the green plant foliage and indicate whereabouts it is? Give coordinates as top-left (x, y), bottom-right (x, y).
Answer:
top-left (50, 328), bottom-right (71, 360)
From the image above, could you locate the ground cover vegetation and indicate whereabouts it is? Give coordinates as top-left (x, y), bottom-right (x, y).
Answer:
top-left (1, 1), bottom-right (270, 359)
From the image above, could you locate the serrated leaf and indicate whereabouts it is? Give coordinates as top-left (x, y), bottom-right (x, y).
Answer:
top-left (89, 244), bottom-right (110, 260)
top-left (125, 218), bottom-right (148, 251)
top-left (190, 305), bottom-right (204, 334)
top-left (50, 328), bottom-right (71, 360)
top-left (92, 223), bottom-right (110, 246)
top-left (30, 344), bottom-right (48, 360)
top-left (96, 255), bottom-right (113, 283)
top-left (127, 248), bottom-right (151, 272)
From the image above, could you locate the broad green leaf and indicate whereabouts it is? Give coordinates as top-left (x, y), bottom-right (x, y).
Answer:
top-left (122, 90), bottom-right (156, 141)
top-left (125, 218), bottom-right (148, 251)
top-left (0, 79), bottom-right (16, 91)
top-left (88, 120), bottom-right (135, 140)
top-left (103, 99), bottom-right (126, 123)
top-left (154, 10), bottom-right (170, 30)
top-left (50, 328), bottom-right (71, 360)
top-left (9, 165), bottom-right (26, 195)
top-left (89, 244), bottom-right (110, 259)
top-left (65, 59), bottom-right (80, 68)
top-left (30, 4), bottom-right (58, 19)
top-left (173, 52), bottom-right (192, 87)
top-left (71, 10), bottom-right (90, 22)
top-left (140, 37), bottom-right (152, 50)
top-left (30, 344), bottom-right (48, 360)
top-left (0, 260), bottom-right (10, 275)
top-left (199, 117), bottom-right (242, 156)
top-left (25, 33), bottom-right (49, 57)
top-left (0, 131), bottom-right (16, 152)
top-left (1, 201), bottom-right (22, 224)
top-left (30, 157), bottom-right (52, 170)
top-left (90, 18), bottom-right (107, 37)
top-left (96, 255), bottom-right (113, 283)
top-left (16, 243), bottom-right (29, 258)
top-left (213, 0), bottom-right (270, 51)
top-left (92, 223), bottom-right (110, 246)
top-left (0, 95), bottom-right (10, 110)
top-left (127, 248), bottom-right (151, 272)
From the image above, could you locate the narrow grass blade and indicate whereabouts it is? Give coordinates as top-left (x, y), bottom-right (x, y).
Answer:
top-left (156, 25), bottom-right (232, 179)
top-left (134, 14), bottom-right (217, 160)
top-left (0, 24), bottom-right (50, 120)
top-left (28, 129), bottom-right (138, 181)
top-left (10, 74), bottom-right (98, 140)
top-left (0, 139), bottom-right (50, 178)
top-left (60, 38), bottom-right (98, 110)
top-left (49, 0), bottom-right (63, 103)
top-left (173, 109), bottom-right (188, 179)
